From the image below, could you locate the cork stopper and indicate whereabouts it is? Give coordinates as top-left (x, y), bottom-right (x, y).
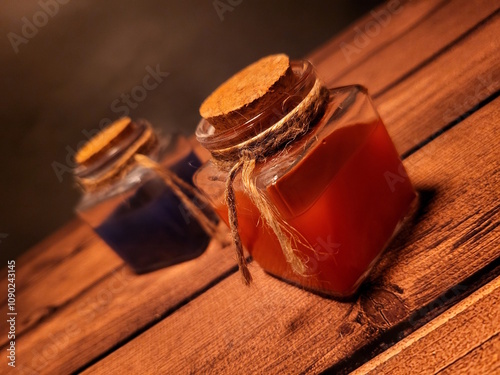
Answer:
top-left (199, 54), bottom-right (298, 131)
top-left (74, 118), bottom-right (158, 191)
top-left (75, 117), bottom-right (134, 165)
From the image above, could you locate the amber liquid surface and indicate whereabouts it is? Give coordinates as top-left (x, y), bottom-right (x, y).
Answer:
top-left (213, 119), bottom-right (416, 296)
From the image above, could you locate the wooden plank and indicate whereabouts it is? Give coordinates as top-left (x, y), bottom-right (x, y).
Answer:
top-left (308, 0), bottom-right (444, 68)
top-left (0, 234), bottom-right (123, 348)
top-left (352, 276), bottom-right (500, 374)
top-left (438, 335), bottom-right (500, 375)
top-left (5, 0), bottom-right (493, 312)
top-left (0, 220), bottom-right (124, 348)
top-left (376, 13), bottom-right (500, 156)
top-left (0, 219), bottom-right (88, 294)
top-left (314, 0), bottom-right (500, 93)
top-left (7, 6), bottom-right (500, 373)
top-left (81, 98), bottom-right (500, 374)
top-left (13, 230), bottom-right (238, 375)
top-left (6, 0), bottom-right (496, 334)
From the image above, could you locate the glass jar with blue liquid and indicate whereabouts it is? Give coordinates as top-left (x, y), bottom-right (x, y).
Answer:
top-left (74, 117), bottom-right (213, 273)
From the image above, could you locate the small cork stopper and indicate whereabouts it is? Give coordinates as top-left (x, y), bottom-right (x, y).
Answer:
top-left (199, 54), bottom-right (298, 131)
top-left (74, 118), bottom-right (158, 192)
top-left (75, 117), bottom-right (132, 164)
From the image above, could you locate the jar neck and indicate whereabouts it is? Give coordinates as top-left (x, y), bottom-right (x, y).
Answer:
top-left (196, 60), bottom-right (319, 154)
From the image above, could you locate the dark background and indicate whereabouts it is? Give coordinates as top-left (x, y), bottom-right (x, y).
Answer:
top-left (0, 0), bottom-right (383, 263)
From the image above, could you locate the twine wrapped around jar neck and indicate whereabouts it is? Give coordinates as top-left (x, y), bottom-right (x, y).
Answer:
top-left (204, 77), bottom-right (330, 284)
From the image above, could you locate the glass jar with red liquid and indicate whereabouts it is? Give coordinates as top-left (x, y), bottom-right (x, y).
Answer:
top-left (194, 55), bottom-right (416, 297)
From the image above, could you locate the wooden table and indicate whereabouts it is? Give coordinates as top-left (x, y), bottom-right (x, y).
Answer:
top-left (2, 1), bottom-right (499, 373)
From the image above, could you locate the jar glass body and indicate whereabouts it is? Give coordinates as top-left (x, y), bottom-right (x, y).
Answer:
top-left (194, 83), bottom-right (416, 297)
top-left (76, 133), bottom-right (211, 274)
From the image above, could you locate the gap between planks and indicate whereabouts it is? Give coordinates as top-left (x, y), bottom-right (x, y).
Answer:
top-left (351, 275), bottom-right (500, 375)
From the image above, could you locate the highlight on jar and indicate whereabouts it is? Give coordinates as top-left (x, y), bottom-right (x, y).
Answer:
top-left (194, 54), bottom-right (418, 298)
top-left (73, 117), bottom-right (219, 274)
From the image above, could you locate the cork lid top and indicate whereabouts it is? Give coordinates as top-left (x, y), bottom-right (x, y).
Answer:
top-left (199, 54), bottom-right (298, 131)
top-left (75, 117), bottom-right (133, 165)
top-left (74, 118), bottom-right (158, 192)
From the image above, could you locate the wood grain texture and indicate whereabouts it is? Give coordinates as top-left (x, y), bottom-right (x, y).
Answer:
top-left (4, 0), bottom-right (497, 304)
top-left (8, 20), bottom-right (500, 372)
top-left (0, 1), bottom-right (446, 345)
top-left (0, 219), bottom-right (88, 294)
top-left (352, 276), bottom-right (500, 374)
top-left (0, 220), bottom-right (89, 340)
top-left (1, 0), bottom-right (450, 341)
top-left (376, 13), bottom-right (500, 156)
top-left (0, 224), bottom-right (124, 348)
top-left (308, 0), bottom-right (445, 75)
top-left (5, 1), bottom-right (497, 343)
top-left (83, 97), bottom-right (500, 374)
top-left (439, 334), bottom-right (500, 375)
top-left (5, 3), bottom-right (500, 374)
top-left (314, 0), bottom-right (499, 93)
top-left (13, 230), bottom-right (238, 375)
